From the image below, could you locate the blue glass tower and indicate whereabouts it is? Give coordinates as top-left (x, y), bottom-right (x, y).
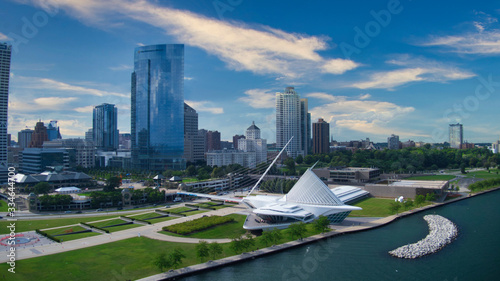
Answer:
top-left (131, 44), bottom-right (185, 170)
top-left (93, 104), bottom-right (118, 151)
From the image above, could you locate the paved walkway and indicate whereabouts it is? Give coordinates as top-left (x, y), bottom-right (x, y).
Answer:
top-left (0, 207), bottom-right (240, 263)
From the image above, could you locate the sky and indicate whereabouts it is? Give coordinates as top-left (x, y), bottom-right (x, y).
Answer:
top-left (1, 0), bottom-right (499, 144)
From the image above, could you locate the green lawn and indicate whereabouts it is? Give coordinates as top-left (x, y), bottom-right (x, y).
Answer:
top-left (349, 197), bottom-right (432, 217)
top-left (165, 207), bottom-right (208, 216)
top-left (105, 223), bottom-right (142, 232)
top-left (44, 226), bottom-right (101, 241)
top-left (192, 202), bottom-right (229, 210)
top-left (0, 222), bottom-right (325, 281)
top-left (91, 219), bottom-right (129, 228)
top-left (127, 212), bottom-right (161, 220)
top-left (0, 199), bottom-right (9, 212)
top-left (146, 216), bottom-right (176, 224)
top-left (405, 175), bottom-right (456, 181)
top-left (465, 169), bottom-right (500, 179)
top-left (160, 214), bottom-right (247, 239)
top-left (0, 214), bottom-right (142, 235)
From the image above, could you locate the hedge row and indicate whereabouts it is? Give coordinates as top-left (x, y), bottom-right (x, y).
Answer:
top-left (162, 215), bottom-right (234, 235)
top-left (35, 229), bottom-right (61, 243)
top-left (469, 178), bottom-right (500, 192)
top-left (80, 222), bottom-right (110, 233)
top-left (120, 216), bottom-right (151, 225)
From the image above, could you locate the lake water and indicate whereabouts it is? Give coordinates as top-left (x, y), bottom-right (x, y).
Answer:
top-left (183, 190), bottom-right (500, 281)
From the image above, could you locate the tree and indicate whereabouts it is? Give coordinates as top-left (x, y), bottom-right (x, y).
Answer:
top-left (196, 240), bottom-right (210, 262)
top-left (104, 176), bottom-right (121, 192)
top-left (230, 236), bottom-right (244, 254)
top-left (313, 215), bottom-right (330, 233)
top-left (455, 186), bottom-right (459, 192)
top-left (260, 230), bottom-right (274, 247)
top-left (242, 233), bottom-right (255, 251)
top-left (284, 157), bottom-right (296, 175)
top-left (295, 154), bottom-right (303, 164)
top-left (288, 222), bottom-right (307, 240)
top-left (169, 248), bottom-right (186, 269)
top-left (186, 165), bottom-right (197, 176)
top-left (32, 182), bottom-right (51, 195)
top-left (460, 163), bottom-right (467, 174)
top-left (271, 229), bottom-right (282, 244)
top-left (208, 242), bottom-right (223, 260)
top-left (153, 252), bottom-right (171, 272)
top-left (415, 194), bottom-right (425, 207)
top-left (389, 201), bottom-right (401, 215)
top-left (403, 199), bottom-right (414, 210)
top-left (425, 192), bottom-right (436, 201)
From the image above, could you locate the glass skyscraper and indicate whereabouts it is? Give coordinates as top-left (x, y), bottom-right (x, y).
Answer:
top-left (93, 103), bottom-right (118, 151)
top-left (449, 123), bottom-right (463, 149)
top-left (131, 44), bottom-right (185, 170)
top-left (0, 43), bottom-right (11, 183)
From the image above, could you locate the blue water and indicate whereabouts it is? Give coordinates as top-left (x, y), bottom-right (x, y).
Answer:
top-left (183, 190), bottom-right (500, 281)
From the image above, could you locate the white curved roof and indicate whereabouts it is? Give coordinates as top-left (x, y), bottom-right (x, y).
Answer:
top-left (285, 168), bottom-right (343, 206)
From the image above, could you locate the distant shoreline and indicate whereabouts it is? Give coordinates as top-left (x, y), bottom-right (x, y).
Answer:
top-left (139, 186), bottom-right (500, 281)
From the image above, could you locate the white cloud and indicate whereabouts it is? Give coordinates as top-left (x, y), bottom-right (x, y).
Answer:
top-left (26, 0), bottom-right (359, 78)
top-left (185, 100), bottom-right (223, 114)
top-left (74, 105), bottom-right (94, 113)
top-left (349, 56), bottom-right (475, 90)
top-left (421, 30), bottom-right (500, 55)
top-left (15, 76), bottom-right (128, 98)
top-left (0, 32), bottom-right (10, 41)
top-left (239, 89), bottom-right (276, 109)
top-left (34, 97), bottom-right (78, 107)
top-left (109, 64), bottom-right (132, 71)
top-left (359, 93), bottom-right (371, 100)
top-left (307, 93), bottom-right (422, 138)
top-left (184, 77), bottom-right (194, 81)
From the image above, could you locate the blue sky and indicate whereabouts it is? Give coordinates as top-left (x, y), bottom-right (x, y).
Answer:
top-left (1, 0), bottom-right (499, 143)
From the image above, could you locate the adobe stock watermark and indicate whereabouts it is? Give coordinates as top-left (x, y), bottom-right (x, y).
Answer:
top-left (213, 0), bottom-right (244, 20)
top-left (6, 167), bottom-right (17, 274)
top-left (431, 74), bottom-right (499, 142)
top-left (340, 0), bottom-right (404, 60)
top-left (281, 238), bottom-right (340, 281)
top-left (7, 1), bottom-right (59, 54)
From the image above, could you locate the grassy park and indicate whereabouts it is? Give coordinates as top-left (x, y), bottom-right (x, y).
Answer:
top-left (44, 226), bottom-right (101, 241)
top-left (465, 169), bottom-right (500, 179)
top-left (349, 198), bottom-right (396, 217)
top-left (0, 199), bottom-right (9, 212)
top-left (160, 214), bottom-right (246, 239)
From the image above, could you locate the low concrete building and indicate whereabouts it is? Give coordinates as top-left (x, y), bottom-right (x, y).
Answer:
top-left (313, 167), bottom-right (381, 183)
top-left (363, 180), bottom-right (448, 199)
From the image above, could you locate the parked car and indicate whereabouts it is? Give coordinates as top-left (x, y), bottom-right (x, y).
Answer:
top-left (75, 210), bottom-right (82, 214)
top-left (96, 208), bottom-right (104, 212)
top-left (117, 207), bottom-right (123, 210)
top-left (64, 211), bottom-right (72, 214)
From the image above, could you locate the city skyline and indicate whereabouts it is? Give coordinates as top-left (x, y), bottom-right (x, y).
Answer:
top-left (1, 0), bottom-right (500, 143)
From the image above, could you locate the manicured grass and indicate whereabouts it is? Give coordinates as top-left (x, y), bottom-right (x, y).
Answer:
top-left (465, 169), bottom-right (500, 179)
top-left (192, 202), bottom-right (229, 210)
top-left (128, 212), bottom-right (162, 220)
top-left (0, 214), bottom-right (141, 234)
top-left (91, 219), bottom-right (129, 228)
top-left (349, 197), bottom-right (432, 217)
top-left (160, 214), bottom-right (246, 239)
top-left (0, 199), bottom-right (9, 212)
top-left (44, 226), bottom-right (101, 241)
top-left (349, 198), bottom-right (396, 217)
top-left (405, 175), bottom-right (456, 181)
top-left (164, 207), bottom-right (208, 216)
top-left (106, 223), bottom-right (141, 232)
top-left (0, 222), bottom-right (326, 281)
top-left (146, 216), bottom-right (176, 224)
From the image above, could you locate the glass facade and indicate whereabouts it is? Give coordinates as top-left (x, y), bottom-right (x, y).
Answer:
top-left (93, 103), bottom-right (118, 151)
top-left (131, 44), bottom-right (185, 170)
top-left (0, 43), bottom-right (11, 183)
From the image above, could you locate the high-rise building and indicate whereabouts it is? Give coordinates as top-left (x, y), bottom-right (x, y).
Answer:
top-left (29, 121), bottom-right (49, 148)
top-left (0, 43), bottom-right (12, 182)
top-left (183, 103), bottom-right (205, 163)
top-left (276, 87), bottom-right (307, 158)
top-left (43, 138), bottom-right (95, 168)
top-left (449, 123), bottom-right (463, 149)
top-left (47, 120), bottom-right (62, 141)
top-left (18, 128), bottom-right (34, 149)
top-left (131, 44), bottom-right (185, 170)
top-left (387, 134), bottom-right (400, 150)
top-left (206, 131), bottom-right (221, 151)
top-left (85, 129), bottom-right (93, 142)
top-left (238, 121), bottom-right (267, 165)
top-left (93, 103), bottom-right (118, 151)
top-left (233, 135), bottom-right (245, 150)
top-left (20, 148), bottom-right (69, 174)
top-left (313, 118), bottom-right (330, 154)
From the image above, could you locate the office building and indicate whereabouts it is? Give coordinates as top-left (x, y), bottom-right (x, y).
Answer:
top-left (29, 121), bottom-right (49, 148)
top-left (20, 148), bottom-right (69, 174)
top-left (0, 43), bottom-right (11, 182)
top-left (131, 44), bottom-right (185, 170)
top-left (313, 118), bottom-right (330, 154)
top-left (387, 134), bottom-right (400, 150)
top-left (206, 149), bottom-right (256, 168)
top-left (47, 120), bottom-right (62, 141)
top-left (206, 130), bottom-right (221, 151)
top-left (233, 135), bottom-right (245, 150)
top-left (18, 128), bottom-right (34, 149)
top-left (93, 103), bottom-right (118, 151)
top-left (449, 123), bottom-right (463, 149)
top-left (43, 138), bottom-right (95, 168)
top-left (183, 103), bottom-right (205, 162)
top-left (85, 129), bottom-right (93, 141)
top-left (119, 133), bottom-right (131, 150)
top-left (276, 87), bottom-right (308, 158)
top-left (238, 121), bottom-right (267, 165)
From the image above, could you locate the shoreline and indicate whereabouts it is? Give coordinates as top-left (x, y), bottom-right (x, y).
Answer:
top-left (138, 186), bottom-right (500, 281)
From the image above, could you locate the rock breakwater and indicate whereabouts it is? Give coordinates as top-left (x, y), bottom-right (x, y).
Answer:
top-left (389, 214), bottom-right (458, 259)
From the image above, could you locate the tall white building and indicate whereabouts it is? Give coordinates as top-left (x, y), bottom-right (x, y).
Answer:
top-left (449, 123), bottom-right (463, 149)
top-left (276, 87), bottom-right (308, 158)
top-left (238, 121), bottom-right (267, 165)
